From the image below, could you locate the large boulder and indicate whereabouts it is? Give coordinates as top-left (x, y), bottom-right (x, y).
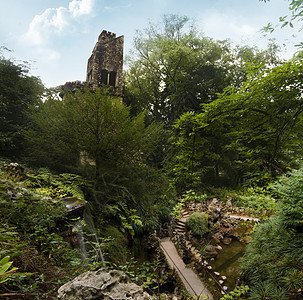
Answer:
top-left (58, 269), bottom-right (152, 300)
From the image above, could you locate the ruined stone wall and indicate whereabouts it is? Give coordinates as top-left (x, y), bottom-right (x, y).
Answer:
top-left (86, 30), bottom-right (124, 94)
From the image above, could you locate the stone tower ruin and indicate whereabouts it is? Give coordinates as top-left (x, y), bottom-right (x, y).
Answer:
top-left (86, 30), bottom-right (124, 94)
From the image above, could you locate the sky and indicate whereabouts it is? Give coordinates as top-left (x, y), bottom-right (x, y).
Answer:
top-left (0, 0), bottom-right (301, 88)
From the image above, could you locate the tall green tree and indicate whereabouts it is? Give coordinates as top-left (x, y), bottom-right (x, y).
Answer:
top-left (25, 87), bottom-right (174, 232)
top-left (125, 15), bottom-right (281, 125)
top-left (26, 88), bottom-right (161, 176)
top-left (173, 61), bottom-right (303, 187)
top-left (0, 52), bottom-right (44, 158)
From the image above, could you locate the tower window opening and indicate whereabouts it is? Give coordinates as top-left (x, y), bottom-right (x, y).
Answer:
top-left (101, 69), bottom-right (108, 85)
top-left (109, 71), bottom-right (117, 87)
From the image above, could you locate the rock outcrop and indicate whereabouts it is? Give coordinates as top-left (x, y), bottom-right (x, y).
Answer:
top-left (57, 269), bottom-right (152, 300)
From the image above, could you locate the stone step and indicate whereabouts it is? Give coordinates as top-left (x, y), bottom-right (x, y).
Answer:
top-left (179, 218), bottom-right (188, 224)
top-left (181, 209), bottom-right (190, 216)
top-left (175, 224), bottom-right (185, 230)
top-left (177, 219), bottom-right (186, 225)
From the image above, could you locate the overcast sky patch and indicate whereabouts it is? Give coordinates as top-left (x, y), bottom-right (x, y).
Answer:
top-left (200, 10), bottom-right (257, 44)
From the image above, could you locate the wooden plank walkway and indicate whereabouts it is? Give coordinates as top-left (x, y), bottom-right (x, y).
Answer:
top-left (160, 237), bottom-right (213, 299)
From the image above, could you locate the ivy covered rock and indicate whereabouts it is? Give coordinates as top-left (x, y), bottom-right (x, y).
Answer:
top-left (58, 269), bottom-right (152, 299)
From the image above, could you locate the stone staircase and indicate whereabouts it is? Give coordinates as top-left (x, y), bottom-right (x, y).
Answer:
top-left (172, 210), bottom-right (204, 261)
top-left (170, 207), bottom-right (229, 296)
top-left (172, 209), bottom-right (189, 234)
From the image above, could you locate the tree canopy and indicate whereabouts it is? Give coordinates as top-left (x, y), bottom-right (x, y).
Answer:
top-left (25, 88), bottom-right (161, 176)
top-left (0, 52), bottom-right (44, 158)
top-left (173, 60), bottom-right (303, 187)
top-left (124, 15), bottom-right (281, 125)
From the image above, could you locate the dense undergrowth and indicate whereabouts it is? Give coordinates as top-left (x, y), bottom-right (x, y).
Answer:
top-left (0, 162), bottom-right (90, 297)
top-left (239, 168), bottom-right (303, 300)
top-left (0, 161), bottom-right (176, 298)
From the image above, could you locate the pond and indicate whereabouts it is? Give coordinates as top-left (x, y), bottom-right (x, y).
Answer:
top-left (202, 240), bottom-right (246, 299)
top-left (202, 219), bottom-right (257, 298)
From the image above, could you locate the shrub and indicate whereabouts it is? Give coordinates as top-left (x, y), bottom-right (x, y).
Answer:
top-left (270, 167), bottom-right (303, 231)
top-left (186, 212), bottom-right (208, 237)
top-left (240, 212), bottom-right (303, 298)
top-left (239, 167), bottom-right (303, 299)
top-left (171, 190), bottom-right (208, 219)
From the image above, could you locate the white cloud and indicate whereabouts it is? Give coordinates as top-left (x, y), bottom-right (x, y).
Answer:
top-left (69, 0), bottom-right (95, 17)
top-left (23, 7), bottom-right (69, 46)
top-left (22, 0), bottom-right (94, 49)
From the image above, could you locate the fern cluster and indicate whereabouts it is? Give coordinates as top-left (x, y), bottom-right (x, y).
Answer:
top-left (240, 167), bottom-right (303, 299)
top-left (26, 169), bottom-right (89, 201)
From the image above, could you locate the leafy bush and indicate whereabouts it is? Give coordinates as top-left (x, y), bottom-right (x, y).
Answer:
top-left (240, 167), bottom-right (303, 299)
top-left (116, 258), bottom-right (169, 296)
top-left (102, 225), bottom-right (130, 265)
top-left (209, 186), bottom-right (276, 214)
top-left (240, 216), bottom-right (303, 299)
top-left (186, 212), bottom-right (208, 237)
top-left (89, 166), bottom-right (175, 234)
top-left (220, 285), bottom-right (249, 300)
top-left (270, 167), bottom-right (303, 231)
top-left (171, 190), bottom-right (208, 219)
top-left (0, 163), bottom-right (92, 297)
top-left (25, 169), bottom-right (89, 201)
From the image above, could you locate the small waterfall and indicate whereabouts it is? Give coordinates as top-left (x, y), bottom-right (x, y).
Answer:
top-left (74, 219), bottom-right (88, 260)
top-left (83, 206), bottom-right (105, 265)
top-left (63, 197), bottom-right (105, 266)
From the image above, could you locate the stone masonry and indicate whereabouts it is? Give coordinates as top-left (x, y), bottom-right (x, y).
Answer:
top-left (86, 30), bottom-right (124, 94)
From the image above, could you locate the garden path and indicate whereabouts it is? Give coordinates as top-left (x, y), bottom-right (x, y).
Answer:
top-left (160, 237), bottom-right (213, 299)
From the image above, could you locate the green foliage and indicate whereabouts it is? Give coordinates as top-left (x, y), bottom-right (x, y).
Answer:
top-left (220, 285), bottom-right (249, 300)
top-left (88, 165), bottom-right (175, 234)
top-left (171, 190), bottom-right (208, 219)
top-left (102, 225), bottom-right (130, 265)
top-left (25, 87), bottom-right (162, 176)
top-left (127, 168), bottom-right (176, 232)
top-left (186, 212), bottom-right (209, 237)
top-left (0, 51), bottom-right (44, 159)
top-left (240, 216), bottom-right (303, 299)
top-left (24, 87), bottom-right (172, 236)
top-left (173, 60), bottom-right (303, 186)
top-left (0, 164), bottom-right (83, 267)
top-left (171, 197), bottom-right (187, 219)
top-left (0, 256), bottom-right (18, 284)
top-left (182, 189), bottom-right (208, 203)
top-left (261, 0), bottom-right (303, 34)
top-left (125, 15), bottom-right (281, 125)
top-left (0, 163), bottom-right (97, 296)
top-left (26, 169), bottom-right (88, 201)
top-left (0, 224), bottom-right (26, 259)
top-left (270, 167), bottom-right (303, 230)
top-left (230, 187), bottom-right (276, 213)
top-left (240, 167), bottom-right (303, 299)
top-left (116, 258), bottom-right (168, 295)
